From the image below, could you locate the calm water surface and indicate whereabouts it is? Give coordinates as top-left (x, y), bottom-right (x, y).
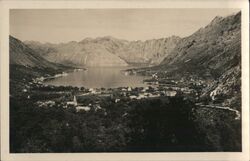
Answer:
top-left (44, 67), bottom-right (150, 88)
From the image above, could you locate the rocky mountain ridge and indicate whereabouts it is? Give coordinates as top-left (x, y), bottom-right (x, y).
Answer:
top-left (25, 36), bottom-right (181, 67)
top-left (9, 35), bottom-right (76, 86)
top-left (160, 12), bottom-right (241, 78)
top-left (158, 12), bottom-right (241, 109)
top-left (10, 36), bottom-right (62, 69)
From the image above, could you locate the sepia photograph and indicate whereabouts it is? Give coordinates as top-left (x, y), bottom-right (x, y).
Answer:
top-left (8, 8), bottom-right (243, 153)
top-left (0, 1), bottom-right (249, 161)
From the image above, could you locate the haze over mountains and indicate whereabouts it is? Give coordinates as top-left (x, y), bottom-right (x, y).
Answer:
top-left (25, 36), bottom-right (181, 67)
top-left (10, 11), bottom-right (241, 86)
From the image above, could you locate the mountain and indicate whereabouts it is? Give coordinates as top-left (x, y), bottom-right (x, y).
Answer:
top-left (201, 65), bottom-right (241, 109)
top-left (25, 36), bottom-right (181, 67)
top-left (160, 12), bottom-right (241, 79)
top-left (9, 36), bottom-right (75, 85)
top-left (84, 36), bottom-right (181, 65)
top-left (15, 12), bottom-right (241, 110)
top-left (25, 39), bottom-right (128, 67)
top-left (10, 36), bottom-right (62, 69)
top-left (158, 12), bottom-right (241, 109)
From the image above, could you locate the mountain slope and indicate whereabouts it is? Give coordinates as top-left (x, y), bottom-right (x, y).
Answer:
top-left (201, 65), bottom-right (241, 109)
top-left (47, 41), bottom-right (128, 67)
top-left (157, 12), bottom-right (241, 109)
top-left (25, 36), bottom-right (181, 67)
top-left (85, 36), bottom-right (181, 65)
top-left (160, 12), bottom-right (241, 79)
top-left (10, 36), bottom-right (62, 69)
top-left (9, 35), bottom-right (76, 85)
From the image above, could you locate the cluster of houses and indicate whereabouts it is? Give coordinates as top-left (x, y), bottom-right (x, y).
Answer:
top-left (54, 85), bottom-right (180, 112)
top-left (31, 71), bottom-right (71, 86)
top-left (34, 83), bottom-right (200, 112)
top-left (81, 86), bottom-right (178, 101)
top-left (35, 96), bottom-right (94, 112)
top-left (124, 70), bottom-right (137, 76)
top-left (31, 69), bottom-right (205, 111)
top-left (74, 69), bottom-right (84, 72)
top-left (66, 95), bottom-right (102, 112)
top-left (36, 100), bottom-right (56, 108)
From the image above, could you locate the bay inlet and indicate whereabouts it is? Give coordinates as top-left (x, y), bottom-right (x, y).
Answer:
top-left (44, 67), bottom-right (150, 88)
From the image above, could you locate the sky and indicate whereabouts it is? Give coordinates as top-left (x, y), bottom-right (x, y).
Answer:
top-left (10, 9), bottom-right (240, 43)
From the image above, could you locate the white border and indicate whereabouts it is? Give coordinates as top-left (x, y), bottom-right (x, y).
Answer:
top-left (1, 1), bottom-right (249, 161)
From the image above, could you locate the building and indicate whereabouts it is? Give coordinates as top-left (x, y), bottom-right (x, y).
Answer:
top-left (142, 86), bottom-right (149, 92)
top-left (124, 71), bottom-right (129, 76)
top-left (67, 96), bottom-right (78, 106)
top-left (115, 98), bottom-right (120, 103)
top-left (36, 100), bottom-right (55, 108)
top-left (76, 106), bottom-right (91, 112)
top-left (165, 91), bottom-right (177, 97)
top-left (152, 73), bottom-right (158, 79)
top-left (137, 94), bottom-right (146, 99)
top-left (129, 95), bottom-right (137, 99)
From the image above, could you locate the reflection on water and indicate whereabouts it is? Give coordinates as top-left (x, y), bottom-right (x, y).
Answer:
top-left (44, 67), bottom-right (150, 88)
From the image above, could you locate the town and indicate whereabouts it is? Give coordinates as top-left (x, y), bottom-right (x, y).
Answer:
top-left (18, 69), bottom-right (210, 114)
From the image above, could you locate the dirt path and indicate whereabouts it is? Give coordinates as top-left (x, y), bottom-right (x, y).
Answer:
top-left (195, 103), bottom-right (241, 120)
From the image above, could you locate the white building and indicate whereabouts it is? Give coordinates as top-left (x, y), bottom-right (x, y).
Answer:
top-left (115, 98), bottom-right (120, 103)
top-left (122, 88), bottom-right (127, 91)
top-left (76, 106), bottom-right (91, 112)
top-left (124, 71), bottom-right (129, 76)
top-left (129, 95), bottom-right (137, 99)
top-left (165, 91), bottom-right (177, 97)
top-left (89, 88), bottom-right (98, 94)
top-left (152, 73), bottom-right (158, 79)
top-left (36, 100), bottom-right (55, 108)
top-left (142, 86), bottom-right (149, 92)
top-left (67, 96), bottom-right (78, 106)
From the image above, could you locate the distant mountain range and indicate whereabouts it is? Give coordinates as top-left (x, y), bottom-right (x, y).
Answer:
top-left (10, 11), bottom-right (241, 89)
top-left (24, 36), bottom-right (181, 67)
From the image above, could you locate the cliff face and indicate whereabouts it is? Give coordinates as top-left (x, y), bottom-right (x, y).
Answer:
top-left (45, 41), bottom-right (128, 67)
top-left (93, 36), bottom-right (181, 65)
top-left (25, 36), bottom-right (181, 67)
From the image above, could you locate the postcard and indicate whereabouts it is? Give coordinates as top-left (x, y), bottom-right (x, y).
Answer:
top-left (1, 0), bottom-right (249, 161)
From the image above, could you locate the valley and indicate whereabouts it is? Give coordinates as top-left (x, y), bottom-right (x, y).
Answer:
top-left (9, 11), bottom-right (242, 152)
top-left (10, 66), bottom-right (241, 152)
